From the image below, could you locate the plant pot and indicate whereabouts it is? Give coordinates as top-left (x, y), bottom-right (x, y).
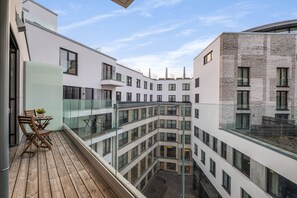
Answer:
top-left (38, 113), bottom-right (45, 118)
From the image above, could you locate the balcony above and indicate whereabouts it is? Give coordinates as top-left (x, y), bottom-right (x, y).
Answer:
top-left (101, 73), bottom-right (125, 87)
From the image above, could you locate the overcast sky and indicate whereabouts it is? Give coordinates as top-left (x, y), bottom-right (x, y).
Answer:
top-left (36, 0), bottom-right (297, 78)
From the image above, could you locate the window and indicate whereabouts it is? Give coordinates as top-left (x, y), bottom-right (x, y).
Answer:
top-left (141, 108), bottom-right (146, 119)
top-left (131, 146), bottom-right (139, 160)
top-left (157, 84), bottom-right (162, 91)
top-left (159, 106), bottom-right (165, 115)
top-left (116, 91), bottom-right (121, 102)
top-left (141, 125), bottom-right (146, 135)
top-left (185, 135), bottom-right (191, 144)
top-left (180, 121), bottom-right (191, 130)
top-left (116, 73), bottom-right (122, 81)
top-left (103, 138), bottom-right (111, 156)
top-left (150, 94), bottom-right (153, 102)
top-left (141, 141), bottom-right (146, 152)
top-left (126, 92), bottom-right (132, 102)
top-left (204, 51), bottom-right (213, 64)
top-left (168, 95), bottom-right (176, 102)
top-left (195, 109), bottom-right (199, 119)
top-left (237, 91), bottom-right (249, 109)
top-left (159, 120), bottom-right (165, 128)
top-left (119, 110), bottom-right (128, 125)
top-left (144, 81), bottom-right (147, 89)
top-left (136, 79), bottom-right (141, 88)
top-left (160, 145), bottom-right (164, 157)
top-left (222, 171), bottom-right (231, 194)
top-left (148, 107), bottom-right (153, 117)
top-left (182, 83), bottom-right (190, 90)
top-left (181, 107), bottom-right (191, 116)
top-left (167, 146), bottom-right (176, 158)
top-left (203, 131), bottom-right (210, 146)
top-left (102, 63), bottom-right (114, 79)
top-left (118, 132), bottom-right (128, 147)
top-left (60, 48), bottom-right (78, 75)
top-left (238, 67), bottom-right (249, 86)
top-left (167, 106), bottom-right (176, 115)
top-left (267, 168), bottom-right (297, 198)
top-left (131, 128), bottom-right (139, 141)
top-left (118, 152), bottom-right (128, 169)
top-left (131, 164), bottom-right (138, 184)
top-left (148, 122), bottom-right (153, 132)
top-left (201, 150), bottom-right (205, 164)
top-left (85, 88), bottom-right (94, 100)
top-left (236, 113), bottom-right (250, 129)
top-left (167, 133), bottom-right (176, 142)
top-left (276, 91), bottom-right (288, 110)
top-left (150, 83), bottom-right (153, 90)
top-left (157, 95), bottom-right (162, 102)
top-left (167, 120), bottom-right (176, 129)
top-left (277, 68), bottom-right (288, 87)
top-left (144, 94), bottom-right (147, 102)
top-left (167, 163), bottom-right (176, 171)
top-left (241, 188), bottom-right (252, 198)
top-left (136, 93), bottom-right (141, 102)
top-left (182, 95), bottom-right (190, 102)
top-left (195, 94), bottom-right (199, 103)
top-left (213, 137), bottom-right (217, 152)
top-left (168, 84), bottom-right (176, 91)
top-left (194, 144), bottom-right (198, 156)
top-left (210, 158), bottom-right (216, 177)
top-left (126, 76), bottom-right (132, 86)
top-left (195, 78), bottom-right (199, 87)
top-left (63, 86), bottom-right (81, 99)
top-left (221, 142), bottom-right (227, 159)
top-left (160, 132), bottom-right (164, 141)
top-left (148, 137), bottom-right (153, 147)
top-left (233, 149), bottom-right (250, 177)
top-left (275, 114), bottom-right (289, 119)
top-left (194, 126), bottom-right (199, 138)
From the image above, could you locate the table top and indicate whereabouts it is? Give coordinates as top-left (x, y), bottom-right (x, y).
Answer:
top-left (35, 116), bottom-right (53, 121)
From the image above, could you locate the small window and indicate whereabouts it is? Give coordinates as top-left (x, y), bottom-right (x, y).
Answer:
top-left (241, 188), bottom-right (252, 198)
top-left (157, 95), bottom-right (162, 102)
top-left (116, 91), bottom-right (121, 102)
top-left (168, 84), bottom-right (176, 91)
top-left (195, 78), bottom-right (199, 87)
top-left (213, 137), bottom-right (217, 152)
top-left (195, 109), bottom-right (199, 119)
top-left (157, 84), bottom-right (162, 91)
top-left (150, 83), bottom-right (153, 90)
top-left (60, 48), bottom-right (78, 75)
top-left (210, 158), bottom-right (216, 177)
top-left (276, 91), bottom-right (288, 110)
top-left (182, 95), bottom-right (190, 102)
top-left (221, 142), bottom-right (227, 159)
top-left (195, 94), bottom-right (199, 103)
top-left (194, 144), bottom-right (198, 156)
top-left (238, 67), bottom-right (249, 86)
top-left (222, 171), bottom-right (231, 194)
top-left (182, 83), bottom-right (190, 90)
top-left (144, 81), bottom-right (147, 89)
top-left (236, 113), bottom-right (250, 129)
top-left (201, 150), bottom-right (205, 164)
top-left (204, 51), bottom-right (213, 64)
top-left (136, 79), bottom-right (141, 88)
top-left (277, 68), bottom-right (288, 87)
top-left (127, 76), bottom-right (132, 86)
top-left (168, 95), bottom-right (176, 102)
top-left (237, 91), bottom-right (249, 109)
top-left (126, 92), bottom-right (132, 102)
top-left (136, 93), bottom-right (141, 102)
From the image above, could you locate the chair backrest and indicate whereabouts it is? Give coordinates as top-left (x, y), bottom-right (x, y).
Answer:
top-left (18, 116), bottom-right (38, 136)
top-left (24, 109), bottom-right (37, 117)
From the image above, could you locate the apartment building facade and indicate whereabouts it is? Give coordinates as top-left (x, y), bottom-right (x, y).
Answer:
top-left (23, 0), bottom-right (193, 192)
top-left (192, 21), bottom-right (297, 198)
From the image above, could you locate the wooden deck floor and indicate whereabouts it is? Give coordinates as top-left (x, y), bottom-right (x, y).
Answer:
top-left (9, 131), bottom-right (117, 198)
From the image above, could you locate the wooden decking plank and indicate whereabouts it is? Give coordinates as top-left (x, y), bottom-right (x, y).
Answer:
top-left (45, 147), bottom-right (64, 198)
top-left (57, 133), bottom-right (105, 198)
top-left (59, 132), bottom-right (117, 198)
top-left (51, 133), bottom-right (78, 198)
top-left (12, 146), bottom-right (30, 198)
top-left (9, 145), bottom-right (18, 166)
top-left (54, 132), bottom-right (91, 198)
top-left (39, 147), bottom-right (52, 198)
top-left (26, 145), bottom-right (38, 198)
top-left (9, 138), bottom-right (27, 198)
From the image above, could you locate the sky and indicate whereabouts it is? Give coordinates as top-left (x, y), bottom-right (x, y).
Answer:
top-left (36, 0), bottom-right (297, 78)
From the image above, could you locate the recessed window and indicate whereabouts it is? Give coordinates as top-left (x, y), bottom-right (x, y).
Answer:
top-left (195, 78), bottom-right (200, 87)
top-left (63, 86), bottom-right (81, 99)
top-left (267, 168), bottom-right (297, 198)
top-left (126, 76), bottom-right (132, 86)
top-left (131, 164), bottom-right (138, 184)
top-left (116, 91), bottom-right (121, 102)
top-left (166, 146), bottom-right (176, 158)
top-left (276, 91), bottom-right (288, 110)
top-left (210, 158), bottom-right (216, 177)
top-left (194, 126), bottom-right (199, 138)
top-left (136, 79), bottom-right (141, 88)
top-left (203, 131), bottom-right (210, 146)
top-left (144, 81), bottom-right (147, 89)
top-left (167, 106), bottom-right (176, 115)
top-left (212, 137), bottom-right (217, 152)
top-left (238, 67), bottom-right (249, 86)
top-left (241, 188), bottom-right (252, 198)
top-left (204, 51), bottom-right (213, 65)
top-left (168, 84), bottom-right (176, 91)
top-left (168, 95), bottom-right (176, 102)
top-left (195, 94), bottom-right (199, 103)
top-left (60, 48), bottom-right (78, 75)
top-left (150, 94), bottom-right (153, 102)
top-left (194, 144), bottom-right (198, 156)
top-left (102, 63), bottom-right (114, 80)
top-left (131, 146), bottom-right (139, 160)
top-left (118, 152), bottom-right (128, 169)
top-left (236, 113), bottom-right (250, 129)
top-left (222, 170), bottom-right (231, 194)
top-left (275, 114), bottom-right (289, 119)
top-left (237, 91), bottom-right (249, 109)
top-left (103, 138), bottom-right (111, 156)
top-left (182, 83), bottom-right (190, 90)
top-left (221, 141), bottom-right (227, 159)
top-left (136, 93), bottom-right (141, 102)
top-left (195, 109), bottom-right (199, 119)
top-left (126, 92), bottom-right (132, 102)
top-left (201, 150), bottom-right (205, 164)
top-left (144, 94), bottom-right (147, 102)
top-left (150, 83), bottom-right (153, 90)
top-left (157, 95), bottom-right (162, 102)
top-left (118, 131), bottom-right (128, 147)
top-left (167, 133), bottom-right (176, 141)
top-left (182, 95), bottom-right (190, 102)
top-left (119, 111), bottom-right (128, 125)
top-left (181, 107), bottom-right (191, 116)
top-left (233, 149), bottom-right (250, 177)
top-left (157, 84), bottom-right (162, 91)
top-left (277, 68), bottom-right (288, 87)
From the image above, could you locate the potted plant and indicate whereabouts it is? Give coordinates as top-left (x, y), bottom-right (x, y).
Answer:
top-left (36, 108), bottom-right (46, 118)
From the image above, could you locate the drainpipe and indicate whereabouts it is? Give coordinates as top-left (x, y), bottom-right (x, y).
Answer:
top-left (0, 0), bottom-right (10, 198)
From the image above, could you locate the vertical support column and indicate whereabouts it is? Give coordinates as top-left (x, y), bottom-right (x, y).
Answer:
top-left (0, 0), bottom-right (10, 198)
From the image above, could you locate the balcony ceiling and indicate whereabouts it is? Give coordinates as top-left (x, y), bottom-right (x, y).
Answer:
top-left (111, 0), bottom-right (134, 8)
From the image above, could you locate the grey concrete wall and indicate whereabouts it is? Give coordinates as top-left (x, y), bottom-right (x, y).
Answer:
top-left (250, 158), bottom-right (266, 192)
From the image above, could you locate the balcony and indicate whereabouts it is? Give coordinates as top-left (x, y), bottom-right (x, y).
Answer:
top-left (9, 130), bottom-right (142, 197)
top-left (101, 73), bottom-right (125, 87)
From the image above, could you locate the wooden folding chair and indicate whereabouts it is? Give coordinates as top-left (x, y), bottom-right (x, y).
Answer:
top-left (18, 116), bottom-right (52, 156)
top-left (24, 109), bottom-right (42, 129)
